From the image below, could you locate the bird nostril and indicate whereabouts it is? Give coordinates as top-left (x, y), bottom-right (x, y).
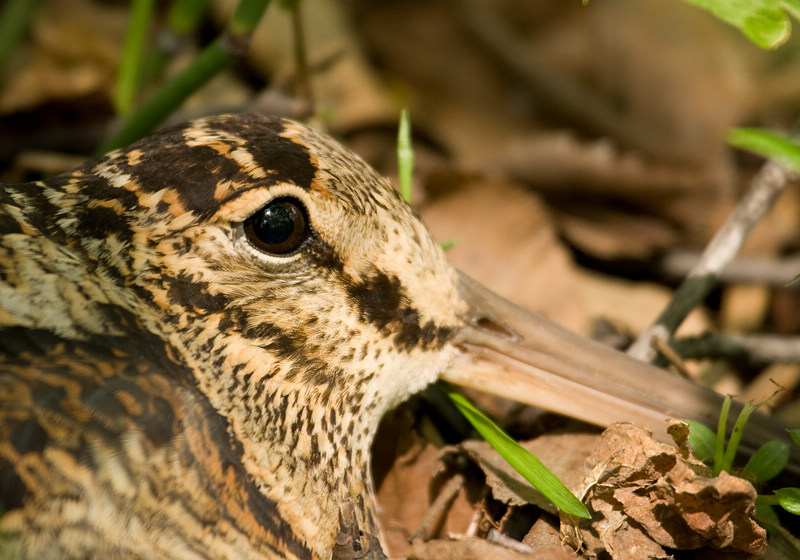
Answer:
top-left (474, 316), bottom-right (514, 339)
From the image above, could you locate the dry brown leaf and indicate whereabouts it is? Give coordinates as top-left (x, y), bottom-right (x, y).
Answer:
top-left (421, 179), bottom-right (586, 331)
top-left (375, 437), bottom-right (441, 555)
top-left (566, 423), bottom-right (766, 559)
top-left (374, 423), bottom-right (476, 558)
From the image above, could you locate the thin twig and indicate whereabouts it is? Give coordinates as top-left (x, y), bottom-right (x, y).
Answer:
top-left (486, 528), bottom-right (536, 554)
top-left (409, 474), bottom-right (464, 542)
top-left (650, 336), bottom-right (692, 378)
top-left (671, 333), bottom-right (800, 364)
top-left (626, 160), bottom-right (794, 363)
top-left (660, 250), bottom-right (800, 286)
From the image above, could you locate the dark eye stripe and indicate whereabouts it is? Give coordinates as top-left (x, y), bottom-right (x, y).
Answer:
top-left (244, 197), bottom-right (309, 255)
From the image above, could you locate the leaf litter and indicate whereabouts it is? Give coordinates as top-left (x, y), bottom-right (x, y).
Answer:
top-left (380, 421), bottom-right (766, 559)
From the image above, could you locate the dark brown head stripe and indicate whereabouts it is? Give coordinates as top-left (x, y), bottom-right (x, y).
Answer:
top-left (209, 114), bottom-right (318, 190)
top-left (345, 266), bottom-right (453, 351)
top-left (95, 114), bottom-right (318, 220)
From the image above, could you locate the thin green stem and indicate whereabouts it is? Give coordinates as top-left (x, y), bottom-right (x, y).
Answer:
top-left (99, 37), bottom-right (235, 154)
top-left (168, 0), bottom-right (210, 34)
top-left (140, 0), bottom-right (210, 93)
top-left (99, 0), bottom-right (272, 154)
top-left (230, 0), bottom-right (272, 36)
top-left (115, 0), bottom-right (156, 116)
top-left (757, 494), bottom-right (780, 506)
top-left (288, 1), bottom-right (313, 106)
top-left (397, 109), bottom-right (414, 203)
top-left (713, 395), bottom-right (731, 476)
top-left (722, 402), bottom-right (755, 473)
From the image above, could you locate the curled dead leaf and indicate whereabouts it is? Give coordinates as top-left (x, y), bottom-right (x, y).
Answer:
top-left (566, 423), bottom-right (766, 559)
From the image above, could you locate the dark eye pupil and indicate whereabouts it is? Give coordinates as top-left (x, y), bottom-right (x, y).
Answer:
top-left (244, 197), bottom-right (309, 255)
top-left (257, 204), bottom-right (295, 244)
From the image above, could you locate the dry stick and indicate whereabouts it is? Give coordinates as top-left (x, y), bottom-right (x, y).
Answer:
top-left (626, 160), bottom-right (794, 363)
top-left (409, 474), bottom-right (465, 542)
top-left (650, 337), bottom-right (693, 379)
top-left (671, 333), bottom-right (800, 364)
top-left (660, 250), bottom-right (800, 286)
top-left (485, 528), bottom-right (536, 554)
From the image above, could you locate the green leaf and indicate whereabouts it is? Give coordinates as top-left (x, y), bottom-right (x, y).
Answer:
top-left (744, 440), bottom-right (789, 482)
top-left (687, 420), bottom-right (716, 461)
top-left (683, 0), bottom-right (800, 49)
top-left (441, 383), bottom-right (591, 519)
top-left (789, 428), bottom-right (800, 447)
top-left (728, 127), bottom-right (800, 173)
top-left (777, 487), bottom-right (800, 515)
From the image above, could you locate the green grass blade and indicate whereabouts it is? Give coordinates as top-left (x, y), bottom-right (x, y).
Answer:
top-left (230, 0), bottom-right (272, 36)
top-left (713, 395), bottom-right (731, 475)
top-left (168, 0), bottom-right (210, 34)
top-left (397, 109), bottom-right (414, 203)
top-left (728, 127), bottom-right (800, 173)
top-left (722, 401), bottom-right (755, 474)
top-left (441, 383), bottom-right (590, 519)
top-left (99, 37), bottom-right (235, 153)
top-left (114, 0), bottom-right (156, 116)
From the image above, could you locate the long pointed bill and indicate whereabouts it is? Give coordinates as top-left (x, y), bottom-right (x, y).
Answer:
top-left (441, 272), bottom-right (796, 468)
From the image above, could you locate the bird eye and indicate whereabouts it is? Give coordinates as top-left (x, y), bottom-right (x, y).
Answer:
top-left (243, 197), bottom-right (309, 255)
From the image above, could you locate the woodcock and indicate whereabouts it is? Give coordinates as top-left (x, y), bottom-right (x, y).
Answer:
top-left (0, 113), bottom-right (793, 559)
